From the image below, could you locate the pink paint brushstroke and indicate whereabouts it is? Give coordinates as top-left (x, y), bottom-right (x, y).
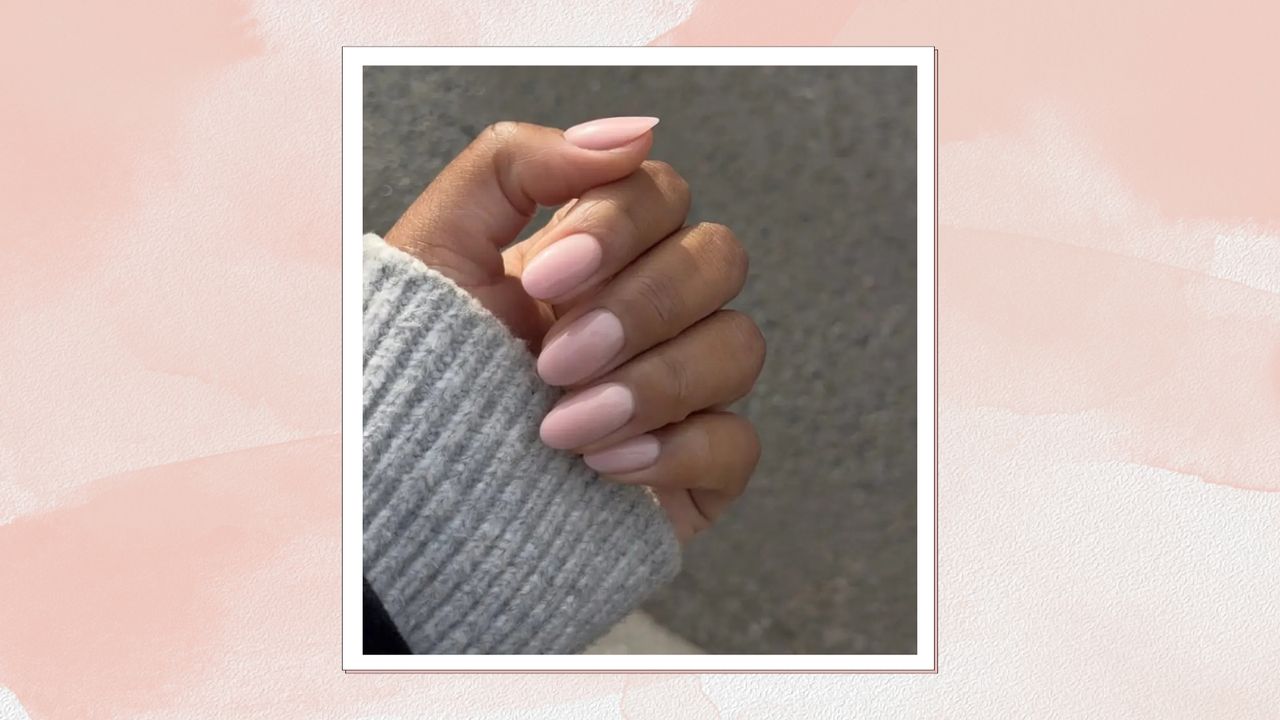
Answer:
top-left (0, 0), bottom-right (262, 303)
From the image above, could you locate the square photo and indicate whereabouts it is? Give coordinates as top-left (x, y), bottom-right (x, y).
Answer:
top-left (342, 47), bottom-right (935, 670)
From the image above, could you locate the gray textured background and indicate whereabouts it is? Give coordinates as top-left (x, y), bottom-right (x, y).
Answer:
top-left (364, 66), bottom-right (918, 654)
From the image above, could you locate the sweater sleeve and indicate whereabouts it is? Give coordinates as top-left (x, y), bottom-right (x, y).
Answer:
top-left (361, 233), bottom-right (680, 654)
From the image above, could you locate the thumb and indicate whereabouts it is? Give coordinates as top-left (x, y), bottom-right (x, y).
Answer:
top-left (385, 117), bottom-right (658, 287)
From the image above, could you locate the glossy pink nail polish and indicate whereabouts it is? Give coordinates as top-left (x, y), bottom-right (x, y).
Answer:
top-left (536, 309), bottom-right (624, 386)
top-left (584, 434), bottom-right (661, 475)
top-left (521, 233), bottom-right (603, 300)
top-left (563, 116), bottom-right (659, 150)
top-left (540, 383), bottom-right (635, 450)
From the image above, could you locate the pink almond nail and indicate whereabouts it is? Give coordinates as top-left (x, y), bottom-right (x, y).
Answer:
top-left (584, 434), bottom-right (661, 475)
top-left (540, 383), bottom-right (635, 450)
top-left (521, 233), bottom-right (603, 300)
top-left (536, 309), bottom-right (624, 386)
top-left (563, 116), bottom-right (659, 151)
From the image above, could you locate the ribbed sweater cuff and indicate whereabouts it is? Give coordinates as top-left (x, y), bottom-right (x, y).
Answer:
top-left (362, 233), bottom-right (680, 654)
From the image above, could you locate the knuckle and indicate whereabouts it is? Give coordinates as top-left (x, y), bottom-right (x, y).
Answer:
top-left (670, 177), bottom-right (693, 216)
top-left (714, 416), bottom-right (760, 501)
top-left (484, 120), bottom-right (523, 143)
top-left (692, 222), bottom-right (748, 291)
top-left (713, 312), bottom-right (765, 400)
top-left (579, 195), bottom-right (638, 237)
top-left (481, 122), bottom-right (522, 164)
top-left (700, 423), bottom-right (747, 499)
top-left (481, 122), bottom-right (539, 213)
top-left (722, 310), bottom-right (767, 377)
top-left (630, 270), bottom-right (683, 329)
top-left (642, 161), bottom-right (692, 216)
top-left (656, 352), bottom-right (694, 415)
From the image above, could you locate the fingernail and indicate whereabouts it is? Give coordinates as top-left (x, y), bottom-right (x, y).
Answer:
top-left (521, 233), bottom-right (603, 300)
top-left (537, 309), bottom-right (624, 386)
top-left (564, 116), bottom-right (660, 151)
top-left (540, 383), bottom-right (634, 450)
top-left (584, 434), bottom-right (660, 475)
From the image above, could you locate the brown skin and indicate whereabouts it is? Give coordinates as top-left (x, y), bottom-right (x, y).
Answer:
top-left (386, 121), bottom-right (764, 542)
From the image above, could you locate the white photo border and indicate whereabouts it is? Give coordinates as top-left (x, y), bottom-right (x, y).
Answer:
top-left (342, 46), bottom-right (937, 672)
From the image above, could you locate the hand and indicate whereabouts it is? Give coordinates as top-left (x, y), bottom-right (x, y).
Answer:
top-left (386, 118), bottom-right (765, 542)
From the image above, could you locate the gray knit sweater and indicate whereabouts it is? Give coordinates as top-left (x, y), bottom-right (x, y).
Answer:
top-left (362, 234), bottom-right (680, 654)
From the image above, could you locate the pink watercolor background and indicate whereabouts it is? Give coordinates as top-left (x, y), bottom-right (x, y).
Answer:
top-left (2, 0), bottom-right (1278, 717)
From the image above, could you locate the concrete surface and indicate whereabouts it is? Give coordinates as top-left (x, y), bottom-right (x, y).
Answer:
top-left (364, 66), bottom-right (918, 654)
